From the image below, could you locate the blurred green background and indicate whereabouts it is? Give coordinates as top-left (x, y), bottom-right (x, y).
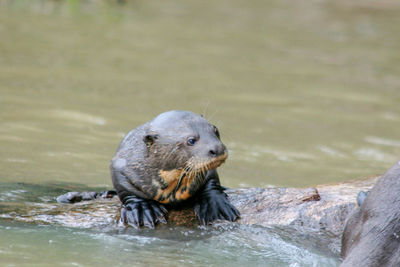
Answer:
top-left (1, 0), bottom-right (400, 188)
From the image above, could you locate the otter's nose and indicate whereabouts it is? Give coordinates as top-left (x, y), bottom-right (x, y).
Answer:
top-left (208, 145), bottom-right (225, 157)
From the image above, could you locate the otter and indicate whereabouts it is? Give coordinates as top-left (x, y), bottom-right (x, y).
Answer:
top-left (341, 160), bottom-right (400, 266)
top-left (110, 110), bottom-right (240, 228)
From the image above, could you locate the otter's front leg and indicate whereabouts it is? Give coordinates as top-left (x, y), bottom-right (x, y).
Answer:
top-left (111, 165), bottom-right (168, 228)
top-left (120, 195), bottom-right (168, 228)
top-left (194, 170), bottom-right (240, 225)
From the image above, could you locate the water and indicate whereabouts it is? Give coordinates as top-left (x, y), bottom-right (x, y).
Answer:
top-left (0, 222), bottom-right (339, 267)
top-left (1, 0), bottom-right (400, 265)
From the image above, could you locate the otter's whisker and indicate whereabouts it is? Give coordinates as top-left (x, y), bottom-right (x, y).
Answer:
top-left (161, 144), bottom-right (179, 162)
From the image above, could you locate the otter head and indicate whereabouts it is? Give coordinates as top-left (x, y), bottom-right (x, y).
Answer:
top-left (143, 110), bottom-right (228, 174)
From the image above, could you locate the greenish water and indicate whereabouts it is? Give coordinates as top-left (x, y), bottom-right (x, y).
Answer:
top-left (1, 0), bottom-right (400, 265)
top-left (0, 222), bottom-right (339, 266)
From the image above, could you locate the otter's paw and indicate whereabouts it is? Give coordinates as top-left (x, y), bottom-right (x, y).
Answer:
top-left (194, 191), bottom-right (240, 225)
top-left (120, 198), bottom-right (168, 229)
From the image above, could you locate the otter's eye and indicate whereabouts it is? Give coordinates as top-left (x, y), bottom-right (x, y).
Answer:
top-left (187, 138), bottom-right (197, 146)
top-left (213, 126), bottom-right (220, 139)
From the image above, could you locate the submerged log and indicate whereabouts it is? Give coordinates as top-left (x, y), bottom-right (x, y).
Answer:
top-left (0, 177), bottom-right (379, 255)
top-left (1, 178), bottom-right (379, 231)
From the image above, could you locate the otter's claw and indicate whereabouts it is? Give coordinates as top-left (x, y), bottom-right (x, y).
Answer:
top-left (194, 179), bottom-right (240, 225)
top-left (120, 197), bottom-right (168, 228)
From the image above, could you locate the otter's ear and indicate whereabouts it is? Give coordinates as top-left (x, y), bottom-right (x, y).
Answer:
top-left (143, 134), bottom-right (158, 147)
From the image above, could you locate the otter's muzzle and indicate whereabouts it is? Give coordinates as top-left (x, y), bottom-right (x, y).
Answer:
top-left (208, 144), bottom-right (227, 158)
